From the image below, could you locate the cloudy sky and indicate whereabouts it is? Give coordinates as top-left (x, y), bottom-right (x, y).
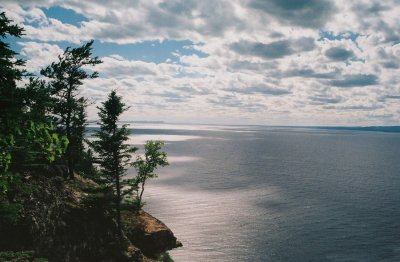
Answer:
top-left (2, 0), bottom-right (400, 126)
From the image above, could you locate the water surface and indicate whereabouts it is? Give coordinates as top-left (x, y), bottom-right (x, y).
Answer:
top-left (127, 124), bottom-right (400, 261)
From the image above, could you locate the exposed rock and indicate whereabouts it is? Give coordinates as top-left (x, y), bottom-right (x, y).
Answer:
top-left (125, 245), bottom-right (144, 261)
top-left (124, 210), bottom-right (182, 258)
top-left (0, 173), bottom-right (181, 261)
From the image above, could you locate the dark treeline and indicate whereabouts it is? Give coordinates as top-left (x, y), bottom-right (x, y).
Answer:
top-left (0, 11), bottom-right (167, 242)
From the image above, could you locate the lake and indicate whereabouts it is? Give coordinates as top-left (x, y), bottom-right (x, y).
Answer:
top-left (125, 124), bottom-right (400, 261)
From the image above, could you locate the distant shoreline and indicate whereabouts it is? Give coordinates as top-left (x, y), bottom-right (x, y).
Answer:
top-left (87, 121), bottom-right (400, 133)
top-left (281, 125), bottom-right (400, 133)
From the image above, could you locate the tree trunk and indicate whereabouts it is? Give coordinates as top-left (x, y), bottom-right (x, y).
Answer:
top-left (138, 181), bottom-right (145, 210)
top-left (67, 145), bottom-right (74, 179)
top-left (66, 87), bottom-right (74, 179)
top-left (113, 125), bottom-right (122, 239)
top-left (116, 174), bottom-right (122, 237)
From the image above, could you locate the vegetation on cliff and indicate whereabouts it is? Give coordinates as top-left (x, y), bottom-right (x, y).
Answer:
top-left (90, 90), bottom-right (138, 237)
top-left (0, 12), bottom-right (180, 261)
top-left (40, 40), bottom-right (102, 180)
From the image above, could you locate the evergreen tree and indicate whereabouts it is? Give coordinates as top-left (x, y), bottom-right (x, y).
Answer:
top-left (90, 90), bottom-right (137, 235)
top-left (71, 97), bottom-right (88, 170)
top-left (22, 77), bottom-right (54, 123)
top-left (0, 12), bottom-right (25, 190)
top-left (0, 12), bottom-right (25, 135)
top-left (41, 41), bottom-right (102, 179)
top-left (0, 12), bottom-right (67, 197)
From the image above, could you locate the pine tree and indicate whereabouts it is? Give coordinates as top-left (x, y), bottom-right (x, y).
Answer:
top-left (41, 41), bottom-right (102, 179)
top-left (0, 12), bottom-right (25, 135)
top-left (0, 12), bottom-right (67, 197)
top-left (22, 77), bottom-right (54, 123)
top-left (90, 90), bottom-right (137, 235)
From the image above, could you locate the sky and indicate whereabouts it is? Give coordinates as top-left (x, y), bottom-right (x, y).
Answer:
top-left (1, 0), bottom-right (400, 126)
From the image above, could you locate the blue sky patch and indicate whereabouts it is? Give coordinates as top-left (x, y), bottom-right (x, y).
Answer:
top-left (92, 40), bottom-right (208, 64)
top-left (318, 31), bottom-right (360, 42)
top-left (6, 37), bottom-right (208, 66)
top-left (42, 6), bottom-right (88, 26)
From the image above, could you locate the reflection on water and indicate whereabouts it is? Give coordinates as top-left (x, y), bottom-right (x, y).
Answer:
top-left (145, 185), bottom-right (281, 261)
top-left (167, 156), bottom-right (201, 163)
top-left (127, 124), bottom-right (400, 261)
top-left (127, 134), bottom-right (202, 145)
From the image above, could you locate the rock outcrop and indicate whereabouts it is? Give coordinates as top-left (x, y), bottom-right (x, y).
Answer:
top-left (124, 210), bottom-right (182, 258)
top-left (0, 174), bottom-right (181, 261)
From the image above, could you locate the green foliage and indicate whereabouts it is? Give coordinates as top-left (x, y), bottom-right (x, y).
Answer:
top-left (0, 134), bottom-right (15, 175)
top-left (41, 40), bottom-right (102, 179)
top-left (0, 121), bottom-right (68, 195)
top-left (0, 12), bottom-right (69, 196)
top-left (0, 12), bottom-right (26, 135)
top-left (90, 90), bottom-right (137, 187)
top-left (0, 251), bottom-right (33, 261)
top-left (23, 121), bottom-right (69, 163)
top-left (0, 12), bottom-right (174, 260)
top-left (22, 77), bottom-right (55, 123)
top-left (70, 98), bottom-right (88, 168)
top-left (33, 258), bottom-right (49, 262)
top-left (0, 251), bottom-right (48, 262)
top-left (6, 121), bottom-right (68, 167)
top-left (129, 141), bottom-right (168, 210)
top-left (0, 202), bottom-right (22, 225)
top-left (90, 90), bottom-right (137, 235)
top-left (78, 148), bottom-right (101, 181)
top-left (81, 185), bottom-right (114, 213)
top-left (158, 252), bottom-right (174, 262)
top-left (121, 195), bottom-right (145, 212)
top-left (0, 12), bottom-right (25, 85)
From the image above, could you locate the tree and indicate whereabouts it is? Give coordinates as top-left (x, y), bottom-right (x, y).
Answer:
top-left (22, 77), bottom-right (55, 123)
top-left (70, 97), bottom-right (88, 170)
top-left (0, 12), bottom-right (67, 197)
top-left (90, 90), bottom-right (137, 236)
top-left (1, 121), bottom-right (68, 199)
top-left (0, 12), bottom-right (25, 191)
top-left (131, 141), bottom-right (168, 210)
top-left (41, 41), bottom-right (102, 179)
top-left (0, 12), bottom-right (25, 135)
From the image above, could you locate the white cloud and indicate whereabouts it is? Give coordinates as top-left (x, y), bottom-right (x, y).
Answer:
top-left (19, 41), bottom-right (63, 73)
top-left (1, 0), bottom-right (400, 125)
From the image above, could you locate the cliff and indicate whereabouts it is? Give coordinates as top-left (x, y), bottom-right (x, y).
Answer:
top-left (124, 210), bottom-right (182, 258)
top-left (0, 174), bottom-right (181, 261)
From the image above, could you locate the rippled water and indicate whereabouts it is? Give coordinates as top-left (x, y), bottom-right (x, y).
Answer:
top-left (126, 124), bottom-right (400, 262)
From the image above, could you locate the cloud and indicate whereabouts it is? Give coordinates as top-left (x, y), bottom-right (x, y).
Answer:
top-left (310, 96), bottom-right (342, 104)
top-left (329, 74), bottom-right (378, 87)
top-left (248, 0), bottom-right (335, 28)
top-left (376, 46), bottom-right (400, 69)
top-left (336, 105), bottom-right (383, 111)
top-left (146, 91), bottom-right (191, 103)
top-left (225, 85), bottom-right (291, 96)
top-left (18, 41), bottom-right (64, 73)
top-left (228, 61), bottom-right (277, 72)
top-left (381, 61), bottom-right (399, 69)
top-left (378, 94), bottom-right (400, 102)
top-left (325, 47), bottom-right (355, 61)
top-left (175, 85), bottom-right (210, 95)
top-left (351, 1), bottom-right (400, 44)
top-left (1, 0), bottom-right (400, 125)
top-left (283, 68), bottom-right (340, 79)
top-left (230, 37), bottom-right (315, 59)
top-left (97, 57), bottom-right (159, 78)
top-left (207, 95), bottom-right (266, 112)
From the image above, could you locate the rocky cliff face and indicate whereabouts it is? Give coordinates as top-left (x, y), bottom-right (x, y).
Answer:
top-left (124, 210), bottom-right (182, 258)
top-left (0, 174), bottom-right (181, 261)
